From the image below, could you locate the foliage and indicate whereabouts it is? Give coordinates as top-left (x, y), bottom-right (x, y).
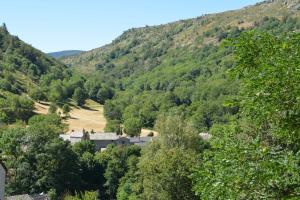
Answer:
top-left (123, 118), bottom-right (142, 137)
top-left (73, 87), bottom-right (88, 106)
top-left (64, 191), bottom-right (99, 200)
top-left (104, 120), bottom-right (122, 135)
top-left (0, 94), bottom-right (34, 123)
top-left (116, 115), bottom-right (209, 199)
top-left (230, 31), bottom-right (300, 149)
top-left (138, 147), bottom-right (199, 200)
top-left (62, 104), bottom-right (71, 116)
top-left (0, 115), bottom-right (80, 195)
top-left (192, 31), bottom-right (300, 199)
top-left (95, 145), bottom-right (141, 199)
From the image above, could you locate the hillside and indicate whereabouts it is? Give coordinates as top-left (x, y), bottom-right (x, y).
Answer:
top-left (62, 0), bottom-right (300, 74)
top-left (48, 50), bottom-right (84, 59)
top-left (61, 0), bottom-right (300, 132)
top-left (0, 24), bottom-right (66, 94)
top-left (0, 24), bottom-right (85, 124)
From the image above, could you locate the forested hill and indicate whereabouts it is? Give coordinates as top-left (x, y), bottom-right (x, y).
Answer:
top-left (62, 0), bottom-right (300, 74)
top-left (0, 24), bottom-right (82, 124)
top-left (60, 0), bottom-right (300, 133)
top-left (0, 24), bottom-right (66, 94)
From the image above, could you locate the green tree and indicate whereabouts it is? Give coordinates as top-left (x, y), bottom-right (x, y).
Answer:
top-left (96, 86), bottom-right (114, 104)
top-left (155, 114), bottom-right (209, 152)
top-left (95, 145), bottom-right (141, 200)
top-left (123, 118), bottom-right (142, 137)
top-left (230, 31), bottom-right (300, 149)
top-left (0, 95), bottom-right (34, 123)
top-left (48, 103), bottom-right (58, 114)
top-left (0, 115), bottom-right (81, 196)
top-left (29, 88), bottom-right (45, 101)
top-left (73, 87), bottom-right (87, 106)
top-left (138, 146), bottom-right (199, 200)
top-left (62, 104), bottom-right (71, 117)
top-left (193, 31), bottom-right (300, 199)
top-left (48, 81), bottom-right (67, 103)
top-left (105, 120), bottom-right (122, 135)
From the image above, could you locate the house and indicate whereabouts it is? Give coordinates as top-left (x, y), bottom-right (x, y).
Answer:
top-left (89, 133), bottom-right (130, 150)
top-left (7, 194), bottom-right (48, 200)
top-left (60, 132), bottom-right (130, 151)
top-left (0, 161), bottom-right (6, 200)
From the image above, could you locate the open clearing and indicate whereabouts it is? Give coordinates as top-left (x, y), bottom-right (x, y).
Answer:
top-left (34, 99), bottom-right (106, 133)
top-left (34, 99), bottom-right (157, 136)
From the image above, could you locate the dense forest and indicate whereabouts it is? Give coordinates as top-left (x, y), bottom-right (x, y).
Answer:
top-left (63, 0), bottom-right (300, 135)
top-left (0, 0), bottom-right (300, 199)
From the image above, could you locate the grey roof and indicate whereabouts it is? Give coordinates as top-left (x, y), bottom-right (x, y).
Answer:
top-left (129, 137), bottom-right (153, 146)
top-left (7, 194), bottom-right (48, 200)
top-left (69, 131), bottom-right (84, 138)
top-left (59, 132), bottom-right (129, 142)
top-left (129, 137), bottom-right (152, 143)
top-left (90, 132), bottom-right (121, 140)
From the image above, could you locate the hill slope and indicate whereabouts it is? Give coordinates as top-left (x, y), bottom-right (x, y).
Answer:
top-left (48, 50), bottom-right (84, 59)
top-left (0, 24), bottom-right (76, 124)
top-left (62, 0), bottom-right (300, 74)
top-left (0, 24), bottom-right (66, 95)
top-left (61, 0), bottom-right (300, 132)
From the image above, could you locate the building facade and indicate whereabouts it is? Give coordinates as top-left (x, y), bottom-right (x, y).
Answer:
top-left (0, 161), bottom-right (6, 200)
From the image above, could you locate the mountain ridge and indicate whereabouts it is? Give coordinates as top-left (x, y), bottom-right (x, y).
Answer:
top-left (61, 0), bottom-right (300, 74)
top-left (48, 50), bottom-right (84, 59)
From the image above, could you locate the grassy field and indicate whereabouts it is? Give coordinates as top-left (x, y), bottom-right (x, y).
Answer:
top-left (34, 99), bottom-right (157, 135)
top-left (35, 99), bottom-right (107, 133)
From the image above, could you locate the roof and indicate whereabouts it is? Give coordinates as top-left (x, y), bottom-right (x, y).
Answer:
top-left (90, 132), bottom-right (121, 140)
top-left (69, 131), bottom-right (84, 138)
top-left (60, 132), bottom-right (130, 141)
top-left (7, 194), bottom-right (48, 200)
top-left (129, 137), bottom-right (152, 143)
top-left (129, 137), bottom-right (153, 146)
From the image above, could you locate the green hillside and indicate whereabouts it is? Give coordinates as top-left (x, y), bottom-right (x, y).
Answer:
top-left (0, 24), bottom-right (66, 93)
top-left (62, 0), bottom-right (300, 74)
top-left (0, 24), bottom-right (86, 124)
top-left (61, 0), bottom-right (300, 132)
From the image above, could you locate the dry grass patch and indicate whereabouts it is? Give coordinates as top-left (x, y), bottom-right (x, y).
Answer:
top-left (34, 99), bottom-right (106, 133)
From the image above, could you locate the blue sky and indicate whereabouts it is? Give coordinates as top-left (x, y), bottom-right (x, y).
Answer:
top-left (0, 0), bottom-right (262, 52)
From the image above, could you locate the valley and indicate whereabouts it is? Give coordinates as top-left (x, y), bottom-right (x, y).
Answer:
top-left (1, 0), bottom-right (300, 199)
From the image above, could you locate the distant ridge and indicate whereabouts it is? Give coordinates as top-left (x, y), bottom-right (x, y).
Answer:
top-left (48, 50), bottom-right (84, 59)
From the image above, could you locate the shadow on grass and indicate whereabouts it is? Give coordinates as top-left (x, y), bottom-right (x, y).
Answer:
top-left (80, 105), bottom-right (98, 111)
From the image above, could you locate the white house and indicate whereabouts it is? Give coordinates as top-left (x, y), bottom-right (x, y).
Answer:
top-left (0, 161), bottom-right (6, 200)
